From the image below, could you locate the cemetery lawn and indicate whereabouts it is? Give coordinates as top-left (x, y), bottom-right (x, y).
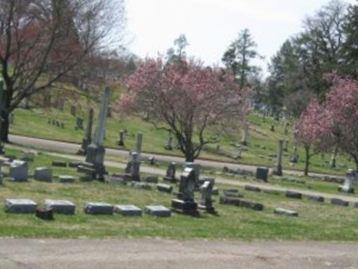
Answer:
top-left (11, 108), bottom-right (356, 176)
top-left (1, 147), bottom-right (358, 241)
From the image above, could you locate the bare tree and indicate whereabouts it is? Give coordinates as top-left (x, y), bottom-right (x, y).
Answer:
top-left (0, 0), bottom-right (125, 141)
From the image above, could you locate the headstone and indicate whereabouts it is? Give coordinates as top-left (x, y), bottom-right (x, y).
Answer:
top-left (78, 108), bottom-right (94, 155)
top-left (84, 202), bottom-right (113, 215)
top-left (59, 175), bottom-right (76, 183)
top-left (148, 156), bottom-right (156, 165)
top-left (77, 162), bottom-right (96, 180)
top-left (44, 199), bottom-right (76, 215)
top-left (134, 132), bottom-right (143, 154)
top-left (117, 130), bottom-right (125, 146)
top-left (331, 198), bottom-right (349, 207)
top-left (114, 205), bottom-right (142, 216)
top-left (36, 208), bottom-right (54, 220)
top-left (163, 162), bottom-right (177, 183)
top-left (157, 183), bottom-right (173, 193)
top-left (285, 191), bottom-right (302, 199)
top-left (240, 122), bottom-right (249, 145)
top-left (145, 205), bottom-right (171, 217)
top-left (256, 167), bottom-right (269, 182)
top-left (171, 167), bottom-right (198, 215)
top-left (34, 167), bottom-right (52, 182)
top-left (305, 194), bottom-right (324, 202)
top-left (75, 117), bottom-right (84, 130)
top-left (274, 208), bottom-right (298, 217)
top-left (289, 146), bottom-right (299, 163)
top-left (144, 176), bottom-right (158, 183)
top-left (164, 134), bottom-right (173, 150)
top-left (273, 140), bottom-right (283, 176)
top-left (5, 199), bottom-right (37, 213)
top-left (52, 160), bottom-right (67, 167)
top-left (198, 179), bottom-right (215, 213)
top-left (184, 162), bottom-right (200, 186)
top-left (124, 152), bottom-right (141, 181)
top-left (9, 160), bottom-right (28, 181)
top-left (223, 189), bottom-right (243, 198)
top-left (244, 185), bottom-right (261, 192)
top-left (338, 169), bottom-right (356, 193)
top-left (70, 105), bottom-right (76, 116)
top-left (85, 87), bottom-right (111, 181)
top-left (219, 196), bottom-right (264, 211)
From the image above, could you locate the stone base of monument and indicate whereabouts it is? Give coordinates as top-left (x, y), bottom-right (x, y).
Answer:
top-left (198, 203), bottom-right (216, 214)
top-left (45, 199), bottom-right (76, 215)
top-left (34, 167), bottom-right (52, 182)
top-left (5, 199), bottom-right (37, 213)
top-left (163, 176), bottom-right (177, 183)
top-left (124, 173), bottom-right (140, 182)
top-left (157, 183), bottom-right (173, 193)
top-left (338, 186), bottom-right (354, 193)
top-left (84, 202), bottom-right (113, 215)
top-left (77, 139), bottom-right (90, 155)
top-left (114, 205), bottom-right (142, 216)
top-left (171, 199), bottom-right (198, 215)
top-left (36, 208), bottom-right (54, 220)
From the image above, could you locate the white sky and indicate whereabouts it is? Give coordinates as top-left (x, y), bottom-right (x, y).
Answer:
top-left (126, 0), bottom-right (356, 76)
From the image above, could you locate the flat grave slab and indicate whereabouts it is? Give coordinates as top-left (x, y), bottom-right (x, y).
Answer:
top-left (59, 175), bottom-right (76, 183)
top-left (34, 167), bottom-right (52, 182)
top-left (145, 205), bottom-right (171, 217)
top-left (114, 205), bottom-right (142, 216)
top-left (305, 194), bottom-right (324, 202)
top-left (44, 199), bottom-right (76, 215)
top-left (220, 196), bottom-right (263, 211)
top-left (274, 207), bottom-right (298, 217)
top-left (5, 198), bottom-right (37, 213)
top-left (157, 183), bottom-right (173, 193)
top-left (285, 191), bottom-right (302, 199)
top-left (244, 185), bottom-right (261, 192)
top-left (331, 198), bottom-right (349, 207)
top-left (9, 160), bottom-right (28, 182)
top-left (84, 202), bottom-right (113, 215)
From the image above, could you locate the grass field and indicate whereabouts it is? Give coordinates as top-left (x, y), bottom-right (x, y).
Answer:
top-left (1, 146), bottom-right (358, 240)
top-left (10, 106), bottom-right (355, 177)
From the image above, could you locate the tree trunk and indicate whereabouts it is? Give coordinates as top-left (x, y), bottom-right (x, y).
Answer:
top-left (0, 110), bottom-right (10, 143)
top-left (304, 145), bottom-right (310, 176)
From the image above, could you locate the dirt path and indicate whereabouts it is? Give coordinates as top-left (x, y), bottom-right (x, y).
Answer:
top-left (0, 238), bottom-right (357, 269)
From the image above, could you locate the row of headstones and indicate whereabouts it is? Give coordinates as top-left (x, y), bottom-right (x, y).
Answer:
top-left (4, 199), bottom-right (171, 218)
top-left (47, 117), bottom-right (84, 130)
top-left (70, 105), bottom-right (112, 118)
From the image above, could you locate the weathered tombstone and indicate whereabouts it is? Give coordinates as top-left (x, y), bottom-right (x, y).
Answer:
top-left (338, 169), bottom-right (356, 193)
top-left (124, 152), bottom-right (141, 181)
top-left (78, 108), bottom-right (94, 155)
top-left (256, 167), bottom-right (269, 182)
top-left (70, 105), bottom-right (76, 116)
top-left (171, 167), bottom-right (198, 215)
top-left (145, 205), bottom-right (171, 217)
top-left (274, 208), bottom-right (298, 217)
top-left (114, 205), bottom-right (142, 216)
top-left (273, 140), bottom-right (283, 176)
top-left (34, 167), bottom-right (52, 182)
top-left (184, 162), bottom-right (200, 186)
top-left (9, 160), bottom-right (28, 181)
top-left (290, 146), bottom-right (299, 163)
top-left (44, 199), bottom-right (76, 215)
top-left (148, 156), bottom-right (156, 165)
top-left (164, 133), bottom-right (173, 150)
top-left (75, 117), bottom-right (84, 130)
top-left (244, 185), bottom-right (261, 192)
top-left (241, 123), bottom-right (249, 145)
top-left (157, 183), bottom-right (173, 193)
top-left (59, 175), bottom-right (76, 183)
top-left (330, 198), bottom-right (349, 207)
top-left (144, 175), bottom-right (158, 183)
top-left (84, 87), bottom-right (111, 181)
top-left (163, 162), bottom-right (177, 183)
top-left (117, 130), bottom-right (125, 146)
top-left (198, 179), bottom-right (215, 213)
top-left (84, 202), bottom-right (113, 215)
top-left (134, 132), bottom-right (143, 154)
top-left (285, 190), bottom-right (302, 199)
top-left (5, 199), bottom-right (37, 213)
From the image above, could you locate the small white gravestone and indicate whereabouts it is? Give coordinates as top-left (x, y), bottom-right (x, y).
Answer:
top-left (339, 169), bottom-right (356, 193)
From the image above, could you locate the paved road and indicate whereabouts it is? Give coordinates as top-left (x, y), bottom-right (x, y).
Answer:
top-left (8, 134), bottom-right (344, 179)
top-left (0, 238), bottom-right (357, 269)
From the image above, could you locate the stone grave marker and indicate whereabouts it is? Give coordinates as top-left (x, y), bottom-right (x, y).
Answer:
top-left (45, 199), bottom-right (76, 215)
top-left (198, 179), bottom-right (215, 213)
top-left (163, 162), bottom-right (177, 183)
top-left (34, 167), bottom-right (52, 182)
top-left (157, 183), bottom-right (173, 193)
top-left (59, 175), bottom-right (76, 183)
top-left (84, 87), bottom-right (111, 181)
top-left (114, 205), bottom-right (142, 216)
top-left (145, 205), bottom-right (171, 217)
top-left (285, 191), bottom-right (302, 199)
top-left (274, 208), bottom-right (298, 217)
top-left (5, 199), bottom-right (37, 213)
top-left (273, 140), bottom-right (283, 176)
top-left (256, 167), bottom-right (269, 182)
top-left (338, 169), bottom-right (356, 193)
top-left (84, 202), bottom-right (113, 215)
top-left (78, 108), bottom-right (94, 155)
top-left (134, 132), bottom-right (143, 154)
top-left (124, 152), bottom-right (141, 181)
top-left (331, 198), bottom-right (349, 207)
top-left (9, 160), bottom-right (28, 181)
top-left (117, 130), bottom-right (125, 146)
top-left (171, 167), bottom-right (198, 215)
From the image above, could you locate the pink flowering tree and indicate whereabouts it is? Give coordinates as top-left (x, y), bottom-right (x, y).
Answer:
top-left (294, 100), bottom-right (329, 175)
top-left (322, 77), bottom-right (358, 169)
top-left (118, 57), bottom-right (250, 162)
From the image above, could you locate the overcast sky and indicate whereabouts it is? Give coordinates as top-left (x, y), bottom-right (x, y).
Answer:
top-left (126, 0), bottom-right (356, 75)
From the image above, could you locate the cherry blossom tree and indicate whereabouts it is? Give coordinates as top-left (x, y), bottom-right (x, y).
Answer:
top-left (118, 57), bottom-right (250, 162)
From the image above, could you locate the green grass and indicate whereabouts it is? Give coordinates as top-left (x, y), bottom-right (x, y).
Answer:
top-left (0, 146), bottom-right (358, 240)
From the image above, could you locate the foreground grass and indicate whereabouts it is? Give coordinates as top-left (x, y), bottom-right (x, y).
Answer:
top-left (0, 147), bottom-right (358, 240)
